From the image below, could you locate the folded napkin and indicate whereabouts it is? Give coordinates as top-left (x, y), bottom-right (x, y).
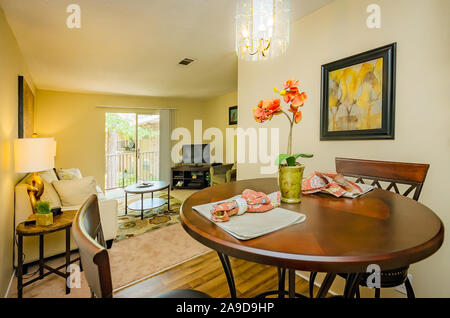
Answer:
top-left (210, 189), bottom-right (281, 222)
top-left (302, 172), bottom-right (374, 198)
top-left (193, 190), bottom-right (305, 240)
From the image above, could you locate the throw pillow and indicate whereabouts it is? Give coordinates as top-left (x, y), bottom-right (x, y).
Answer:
top-left (39, 169), bottom-right (59, 183)
top-left (52, 176), bottom-right (97, 207)
top-left (56, 168), bottom-right (83, 180)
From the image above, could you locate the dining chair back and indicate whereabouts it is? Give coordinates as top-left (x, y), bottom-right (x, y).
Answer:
top-left (309, 158), bottom-right (430, 299)
top-left (72, 195), bottom-right (113, 298)
top-left (73, 194), bottom-right (211, 299)
top-left (335, 157), bottom-right (429, 201)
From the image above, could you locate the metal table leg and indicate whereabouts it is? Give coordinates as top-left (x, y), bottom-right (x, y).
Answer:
top-left (65, 227), bottom-right (71, 294)
top-left (278, 267), bottom-right (286, 298)
top-left (217, 252), bottom-right (237, 298)
top-left (141, 193), bottom-right (144, 220)
top-left (167, 186), bottom-right (172, 212)
top-left (316, 273), bottom-right (336, 298)
top-left (125, 192), bottom-right (128, 215)
top-left (39, 234), bottom-right (44, 279)
top-left (17, 234), bottom-right (23, 299)
top-left (343, 273), bottom-right (363, 298)
top-left (288, 269), bottom-right (296, 298)
top-left (254, 267), bottom-right (305, 299)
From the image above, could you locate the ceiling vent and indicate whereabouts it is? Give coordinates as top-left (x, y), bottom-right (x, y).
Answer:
top-left (178, 58), bottom-right (195, 66)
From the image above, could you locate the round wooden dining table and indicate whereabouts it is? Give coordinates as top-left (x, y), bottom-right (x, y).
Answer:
top-left (180, 178), bottom-right (444, 298)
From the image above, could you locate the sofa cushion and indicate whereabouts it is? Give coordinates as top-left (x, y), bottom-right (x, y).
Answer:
top-left (55, 168), bottom-right (83, 180)
top-left (52, 176), bottom-right (97, 207)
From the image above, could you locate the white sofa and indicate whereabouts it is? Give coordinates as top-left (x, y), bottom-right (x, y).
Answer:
top-left (14, 169), bottom-right (117, 268)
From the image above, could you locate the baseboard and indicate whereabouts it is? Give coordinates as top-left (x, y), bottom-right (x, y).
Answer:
top-left (295, 271), bottom-right (337, 296)
top-left (4, 269), bottom-right (15, 298)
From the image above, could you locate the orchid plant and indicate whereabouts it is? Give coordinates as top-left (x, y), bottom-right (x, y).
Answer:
top-left (253, 78), bottom-right (313, 166)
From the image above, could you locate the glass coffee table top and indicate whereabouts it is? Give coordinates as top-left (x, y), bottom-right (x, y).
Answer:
top-left (127, 198), bottom-right (166, 211)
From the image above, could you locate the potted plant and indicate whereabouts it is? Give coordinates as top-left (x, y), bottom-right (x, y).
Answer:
top-left (35, 201), bottom-right (53, 226)
top-left (253, 78), bottom-right (313, 203)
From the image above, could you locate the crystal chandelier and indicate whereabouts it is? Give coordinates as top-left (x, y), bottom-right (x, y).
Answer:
top-left (236, 0), bottom-right (290, 61)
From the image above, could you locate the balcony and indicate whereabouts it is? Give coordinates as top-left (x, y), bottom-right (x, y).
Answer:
top-left (105, 151), bottom-right (159, 190)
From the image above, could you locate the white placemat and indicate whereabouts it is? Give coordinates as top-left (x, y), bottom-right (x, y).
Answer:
top-left (193, 195), bottom-right (306, 240)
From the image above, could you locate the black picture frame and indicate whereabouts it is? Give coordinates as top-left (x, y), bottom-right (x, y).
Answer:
top-left (229, 106), bottom-right (238, 125)
top-left (18, 76), bottom-right (24, 138)
top-left (320, 43), bottom-right (396, 140)
top-left (18, 75), bottom-right (35, 138)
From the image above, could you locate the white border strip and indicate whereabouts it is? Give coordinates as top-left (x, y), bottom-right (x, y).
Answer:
top-left (4, 269), bottom-right (15, 298)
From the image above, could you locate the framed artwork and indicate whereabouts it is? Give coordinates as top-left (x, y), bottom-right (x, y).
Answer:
top-left (229, 106), bottom-right (238, 125)
top-left (320, 43), bottom-right (396, 140)
top-left (18, 76), bottom-right (35, 138)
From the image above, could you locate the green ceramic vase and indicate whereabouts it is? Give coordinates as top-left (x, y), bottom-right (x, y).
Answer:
top-left (278, 164), bottom-right (305, 203)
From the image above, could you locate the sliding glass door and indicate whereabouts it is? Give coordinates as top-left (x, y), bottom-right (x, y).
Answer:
top-left (137, 114), bottom-right (160, 184)
top-left (105, 112), bottom-right (160, 189)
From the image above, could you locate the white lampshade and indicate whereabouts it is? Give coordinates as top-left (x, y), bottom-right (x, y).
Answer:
top-left (14, 138), bottom-right (56, 173)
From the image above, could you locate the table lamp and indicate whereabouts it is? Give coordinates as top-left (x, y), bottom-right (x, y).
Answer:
top-left (14, 137), bottom-right (56, 213)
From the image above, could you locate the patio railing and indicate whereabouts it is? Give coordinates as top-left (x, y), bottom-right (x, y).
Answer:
top-left (106, 151), bottom-right (159, 190)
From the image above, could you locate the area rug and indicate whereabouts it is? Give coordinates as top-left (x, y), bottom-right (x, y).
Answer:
top-left (115, 191), bottom-right (182, 242)
top-left (8, 224), bottom-right (211, 298)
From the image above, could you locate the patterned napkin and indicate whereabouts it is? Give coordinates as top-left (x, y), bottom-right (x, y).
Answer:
top-left (302, 172), bottom-right (374, 198)
top-left (210, 189), bottom-right (281, 222)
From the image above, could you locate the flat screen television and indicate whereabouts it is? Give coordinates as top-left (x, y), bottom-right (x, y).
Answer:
top-left (182, 144), bottom-right (210, 164)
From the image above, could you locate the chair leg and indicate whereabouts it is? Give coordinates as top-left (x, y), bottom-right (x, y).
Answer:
top-left (405, 278), bottom-right (415, 299)
top-left (277, 267), bottom-right (286, 298)
top-left (375, 288), bottom-right (381, 298)
top-left (309, 272), bottom-right (317, 298)
top-left (355, 286), bottom-right (360, 298)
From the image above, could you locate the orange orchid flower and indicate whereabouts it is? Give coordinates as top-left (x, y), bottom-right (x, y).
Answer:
top-left (254, 78), bottom-right (310, 164)
top-left (288, 105), bottom-right (303, 123)
top-left (291, 92), bottom-right (307, 107)
top-left (294, 110), bottom-right (302, 123)
top-left (253, 99), bottom-right (282, 123)
top-left (283, 78), bottom-right (300, 90)
top-left (283, 87), bottom-right (298, 102)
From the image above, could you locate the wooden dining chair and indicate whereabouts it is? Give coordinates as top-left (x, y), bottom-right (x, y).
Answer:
top-left (72, 194), bottom-right (210, 298)
top-left (309, 157), bottom-right (430, 299)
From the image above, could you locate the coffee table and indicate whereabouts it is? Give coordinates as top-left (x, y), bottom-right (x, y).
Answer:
top-left (124, 181), bottom-right (171, 220)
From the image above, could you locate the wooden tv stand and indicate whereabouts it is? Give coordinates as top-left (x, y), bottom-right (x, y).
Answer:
top-left (171, 164), bottom-right (211, 190)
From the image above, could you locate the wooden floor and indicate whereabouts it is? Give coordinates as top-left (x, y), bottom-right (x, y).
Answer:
top-left (115, 251), bottom-right (325, 298)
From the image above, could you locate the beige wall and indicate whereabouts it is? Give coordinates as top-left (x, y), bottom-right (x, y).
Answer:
top-left (35, 89), bottom-right (237, 190)
top-left (0, 8), bottom-right (35, 296)
top-left (237, 0), bottom-right (450, 297)
top-left (205, 91), bottom-right (238, 163)
top-left (35, 90), bottom-right (211, 189)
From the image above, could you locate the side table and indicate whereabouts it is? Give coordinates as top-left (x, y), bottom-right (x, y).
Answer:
top-left (15, 210), bottom-right (80, 298)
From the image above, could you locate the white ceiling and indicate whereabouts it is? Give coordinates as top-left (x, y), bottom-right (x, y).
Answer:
top-left (0, 0), bottom-right (332, 98)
